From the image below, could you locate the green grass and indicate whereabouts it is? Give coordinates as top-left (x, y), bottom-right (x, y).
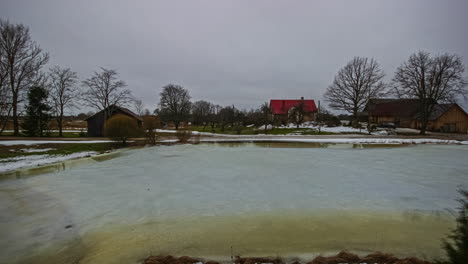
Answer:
top-left (0, 143), bottom-right (113, 160)
top-left (0, 131), bottom-right (84, 138)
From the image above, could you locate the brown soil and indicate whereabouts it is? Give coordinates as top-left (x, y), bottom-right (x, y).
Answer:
top-left (143, 251), bottom-right (434, 264)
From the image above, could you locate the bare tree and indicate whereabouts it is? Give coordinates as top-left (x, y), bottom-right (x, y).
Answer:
top-left (158, 84), bottom-right (191, 130)
top-left (192, 100), bottom-right (213, 130)
top-left (324, 57), bottom-right (385, 127)
top-left (392, 51), bottom-right (467, 134)
top-left (0, 44), bottom-right (12, 133)
top-left (48, 66), bottom-right (78, 136)
top-left (133, 99), bottom-right (144, 116)
top-left (81, 68), bottom-right (133, 120)
top-left (0, 19), bottom-right (49, 135)
top-left (259, 102), bottom-right (271, 133)
top-left (289, 101), bottom-right (306, 129)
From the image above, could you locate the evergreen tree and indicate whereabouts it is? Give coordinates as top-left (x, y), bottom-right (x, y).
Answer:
top-left (439, 189), bottom-right (468, 264)
top-left (22, 86), bottom-right (51, 136)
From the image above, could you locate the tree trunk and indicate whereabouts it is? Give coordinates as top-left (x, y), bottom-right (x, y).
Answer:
top-left (12, 96), bottom-right (19, 136)
top-left (352, 109), bottom-right (359, 128)
top-left (175, 122), bottom-right (179, 130)
top-left (58, 106), bottom-right (64, 137)
top-left (58, 117), bottom-right (63, 137)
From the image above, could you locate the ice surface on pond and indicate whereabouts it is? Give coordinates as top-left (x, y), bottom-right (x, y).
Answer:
top-left (1, 143), bottom-right (468, 263)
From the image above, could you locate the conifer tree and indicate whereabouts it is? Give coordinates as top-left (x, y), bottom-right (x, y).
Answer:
top-left (22, 86), bottom-right (51, 136)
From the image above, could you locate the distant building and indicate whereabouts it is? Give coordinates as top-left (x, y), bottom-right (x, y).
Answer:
top-left (85, 105), bottom-right (143, 137)
top-left (420, 104), bottom-right (468, 133)
top-left (365, 99), bottom-right (468, 133)
top-left (270, 98), bottom-right (318, 124)
top-left (365, 99), bottom-right (420, 127)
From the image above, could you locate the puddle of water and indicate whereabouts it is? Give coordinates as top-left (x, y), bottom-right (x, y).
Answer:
top-left (9, 210), bottom-right (454, 264)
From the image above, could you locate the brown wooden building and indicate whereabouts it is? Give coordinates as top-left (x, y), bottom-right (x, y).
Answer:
top-left (420, 104), bottom-right (468, 133)
top-left (85, 105), bottom-right (143, 137)
top-left (365, 99), bottom-right (468, 133)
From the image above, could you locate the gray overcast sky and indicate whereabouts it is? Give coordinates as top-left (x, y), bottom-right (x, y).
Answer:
top-left (1, 0), bottom-right (468, 113)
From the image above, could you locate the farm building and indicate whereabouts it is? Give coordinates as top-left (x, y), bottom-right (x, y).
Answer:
top-left (270, 98), bottom-right (317, 124)
top-left (365, 99), bottom-right (468, 133)
top-left (417, 104), bottom-right (468, 133)
top-left (85, 105), bottom-right (143, 137)
top-left (365, 99), bottom-right (420, 127)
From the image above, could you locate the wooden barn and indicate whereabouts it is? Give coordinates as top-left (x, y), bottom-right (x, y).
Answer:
top-left (85, 105), bottom-right (143, 137)
top-left (365, 99), bottom-right (420, 127)
top-left (419, 104), bottom-right (468, 133)
top-left (270, 98), bottom-right (318, 124)
top-left (365, 99), bottom-right (468, 133)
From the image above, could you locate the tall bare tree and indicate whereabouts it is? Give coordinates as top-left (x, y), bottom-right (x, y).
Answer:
top-left (133, 99), bottom-right (145, 116)
top-left (49, 66), bottom-right (78, 136)
top-left (158, 84), bottom-right (191, 130)
top-left (392, 51), bottom-right (467, 134)
top-left (259, 102), bottom-right (271, 133)
top-left (81, 67), bottom-right (133, 120)
top-left (192, 100), bottom-right (213, 129)
top-left (324, 57), bottom-right (385, 126)
top-left (0, 19), bottom-right (49, 135)
top-left (0, 43), bottom-right (12, 133)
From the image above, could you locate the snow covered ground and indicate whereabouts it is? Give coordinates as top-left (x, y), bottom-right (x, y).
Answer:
top-left (0, 140), bottom-right (113, 146)
top-left (279, 123), bottom-right (366, 133)
top-left (194, 137), bottom-right (468, 145)
top-left (19, 148), bottom-right (55, 153)
top-left (0, 151), bottom-right (98, 173)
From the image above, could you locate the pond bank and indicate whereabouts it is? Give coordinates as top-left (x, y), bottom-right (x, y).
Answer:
top-left (143, 252), bottom-right (433, 264)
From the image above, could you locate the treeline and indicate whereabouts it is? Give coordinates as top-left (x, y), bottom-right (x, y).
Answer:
top-left (0, 20), bottom-right (140, 136)
top-left (156, 83), bottom-right (341, 133)
top-left (323, 54), bottom-right (468, 134)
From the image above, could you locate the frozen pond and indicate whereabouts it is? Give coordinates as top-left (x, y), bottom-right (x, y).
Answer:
top-left (1, 143), bottom-right (468, 263)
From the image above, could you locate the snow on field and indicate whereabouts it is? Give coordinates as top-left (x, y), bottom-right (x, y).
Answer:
top-left (0, 140), bottom-right (113, 146)
top-left (0, 151), bottom-right (98, 173)
top-left (197, 137), bottom-right (468, 145)
top-left (20, 148), bottom-right (55, 153)
top-left (279, 122), bottom-right (366, 133)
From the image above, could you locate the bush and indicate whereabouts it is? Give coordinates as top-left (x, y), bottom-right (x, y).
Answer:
top-left (104, 114), bottom-right (143, 145)
top-left (175, 130), bottom-right (192, 142)
top-left (438, 189), bottom-right (468, 264)
top-left (143, 115), bottom-right (161, 145)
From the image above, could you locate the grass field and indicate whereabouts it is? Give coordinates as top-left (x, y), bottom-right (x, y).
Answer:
top-left (0, 143), bottom-right (113, 160)
top-left (0, 131), bottom-right (85, 138)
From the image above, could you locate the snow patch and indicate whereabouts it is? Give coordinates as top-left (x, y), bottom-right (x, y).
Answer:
top-left (0, 151), bottom-right (98, 173)
top-left (20, 148), bottom-right (55, 153)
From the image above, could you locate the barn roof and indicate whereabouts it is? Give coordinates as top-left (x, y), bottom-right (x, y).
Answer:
top-left (426, 103), bottom-right (467, 121)
top-left (270, 99), bottom-right (317, 115)
top-left (366, 98), bottom-right (420, 117)
top-left (85, 105), bottom-right (143, 121)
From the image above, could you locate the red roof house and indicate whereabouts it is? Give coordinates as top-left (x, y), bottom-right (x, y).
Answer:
top-left (269, 98), bottom-right (318, 124)
top-left (270, 98), bottom-right (317, 115)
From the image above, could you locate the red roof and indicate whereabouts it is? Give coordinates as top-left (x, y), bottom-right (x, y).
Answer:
top-left (270, 99), bottom-right (317, 115)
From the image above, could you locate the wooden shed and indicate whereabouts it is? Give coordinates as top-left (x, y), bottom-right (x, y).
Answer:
top-left (85, 105), bottom-right (143, 137)
top-left (423, 104), bottom-right (468, 133)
